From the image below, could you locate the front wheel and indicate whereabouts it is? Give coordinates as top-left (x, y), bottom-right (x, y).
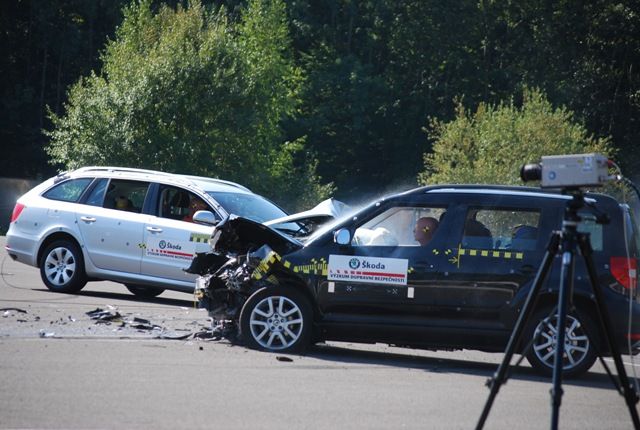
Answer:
top-left (39, 239), bottom-right (87, 293)
top-left (524, 307), bottom-right (598, 378)
top-left (239, 286), bottom-right (312, 353)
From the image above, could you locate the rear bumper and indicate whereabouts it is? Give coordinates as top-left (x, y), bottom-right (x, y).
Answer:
top-left (5, 225), bottom-right (39, 267)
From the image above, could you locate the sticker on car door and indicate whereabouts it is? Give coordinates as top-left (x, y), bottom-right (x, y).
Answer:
top-left (327, 255), bottom-right (408, 285)
top-left (146, 237), bottom-right (195, 261)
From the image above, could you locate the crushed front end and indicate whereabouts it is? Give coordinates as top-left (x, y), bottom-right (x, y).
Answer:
top-left (189, 216), bottom-right (303, 323)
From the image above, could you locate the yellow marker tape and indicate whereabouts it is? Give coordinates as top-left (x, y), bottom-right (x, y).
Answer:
top-left (453, 246), bottom-right (526, 264)
top-left (252, 250), bottom-right (282, 280)
top-left (189, 233), bottom-right (210, 243)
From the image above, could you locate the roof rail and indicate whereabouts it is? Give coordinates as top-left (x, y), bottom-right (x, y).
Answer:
top-left (180, 175), bottom-right (251, 192)
top-left (73, 166), bottom-right (176, 177)
top-left (71, 166), bottom-right (252, 192)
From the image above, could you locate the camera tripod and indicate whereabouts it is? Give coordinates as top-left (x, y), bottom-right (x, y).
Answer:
top-left (476, 191), bottom-right (640, 430)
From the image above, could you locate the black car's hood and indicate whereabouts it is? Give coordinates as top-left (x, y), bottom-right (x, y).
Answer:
top-left (264, 198), bottom-right (350, 239)
top-left (211, 215), bottom-right (303, 256)
top-left (264, 198), bottom-right (349, 226)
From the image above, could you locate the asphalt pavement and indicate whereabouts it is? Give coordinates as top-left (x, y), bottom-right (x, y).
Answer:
top-left (1, 237), bottom-right (639, 429)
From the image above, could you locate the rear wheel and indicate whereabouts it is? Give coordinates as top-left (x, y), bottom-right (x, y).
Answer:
top-left (39, 240), bottom-right (87, 293)
top-left (239, 286), bottom-right (312, 353)
top-left (125, 284), bottom-right (165, 298)
top-left (524, 307), bottom-right (598, 378)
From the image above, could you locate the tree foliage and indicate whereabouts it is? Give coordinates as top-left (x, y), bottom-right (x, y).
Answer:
top-left (0, 0), bottom-right (128, 179)
top-left (46, 0), bottom-right (330, 210)
top-left (3, 0), bottom-right (640, 201)
top-left (418, 89), bottom-right (613, 186)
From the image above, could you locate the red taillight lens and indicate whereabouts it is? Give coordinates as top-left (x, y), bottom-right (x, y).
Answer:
top-left (610, 256), bottom-right (638, 293)
top-left (10, 203), bottom-right (25, 223)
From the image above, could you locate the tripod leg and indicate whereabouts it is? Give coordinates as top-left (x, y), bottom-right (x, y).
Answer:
top-left (550, 234), bottom-right (577, 430)
top-left (476, 232), bottom-right (561, 430)
top-left (577, 234), bottom-right (640, 428)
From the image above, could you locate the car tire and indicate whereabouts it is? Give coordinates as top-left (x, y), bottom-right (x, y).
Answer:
top-left (524, 306), bottom-right (598, 378)
top-left (239, 286), bottom-right (312, 353)
top-left (39, 239), bottom-right (87, 293)
top-left (125, 284), bottom-right (165, 298)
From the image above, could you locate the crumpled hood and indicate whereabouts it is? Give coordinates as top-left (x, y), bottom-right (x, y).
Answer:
top-left (264, 198), bottom-right (349, 238)
top-left (211, 215), bottom-right (303, 256)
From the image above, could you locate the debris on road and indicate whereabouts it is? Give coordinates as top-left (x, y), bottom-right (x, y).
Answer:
top-left (86, 308), bottom-right (123, 323)
top-left (2, 303), bottom-right (217, 342)
top-left (2, 308), bottom-right (28, 317)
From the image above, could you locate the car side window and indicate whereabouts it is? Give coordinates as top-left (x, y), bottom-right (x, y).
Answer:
top-left (158, 186), bottom-right (216, 223)
top-left (42, 178), bottom-right (93, 202)
top-left (103, 179), bottom-right (150, 213)
top-left (352, 206), bottom-right (447, 247)
top-left (85, 178), bottom-right (109, 207)
top-left (462, 208), bottom-right (540, 250)
top-left (578, 213), bottom-right (603, 251)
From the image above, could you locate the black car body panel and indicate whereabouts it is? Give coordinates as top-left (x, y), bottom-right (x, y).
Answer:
top-left (194, 185), bottom-right (640, 371)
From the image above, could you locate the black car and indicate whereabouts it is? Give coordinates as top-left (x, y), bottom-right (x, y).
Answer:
top-left (192, 185), bottom-right (640, 377)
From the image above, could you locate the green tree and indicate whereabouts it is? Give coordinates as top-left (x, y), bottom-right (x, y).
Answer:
top-left (418, 89), bottom-right (613, 185)
top-left (46, 0), bottom-right (331, 210)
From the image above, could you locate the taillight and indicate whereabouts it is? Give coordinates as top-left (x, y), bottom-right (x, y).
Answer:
top-left (10, 203), bottom-right (25, 223)
top-left (610, 256), bottom-right (638, 294)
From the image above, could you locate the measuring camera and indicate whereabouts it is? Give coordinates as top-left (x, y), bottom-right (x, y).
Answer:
top-left (520, 153), bottom-right (611, 188)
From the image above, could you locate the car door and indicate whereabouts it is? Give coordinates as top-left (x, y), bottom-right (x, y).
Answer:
top-left (318, 201), bottom-right (450, 323)
top-left (140, 185), bottom-right (220, 282)
top-left (75, 178), bottom-right (151, 274)
top-left (433, 194), bottom-right (554, 323)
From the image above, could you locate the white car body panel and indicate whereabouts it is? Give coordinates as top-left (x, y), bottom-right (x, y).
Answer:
top-left (141, 216), bottom-right (213, 283)
top-left (76, 205), bottom-right (147, 274)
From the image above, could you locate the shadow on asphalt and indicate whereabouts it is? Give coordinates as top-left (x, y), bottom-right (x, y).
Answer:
top-left (31, 288), bottom-right (195, 308)
top-left (306, 343), bottom-right (625, 391)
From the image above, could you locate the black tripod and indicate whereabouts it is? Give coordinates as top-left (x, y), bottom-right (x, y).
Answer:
top-left (476, 191), bottom-right (640, 430)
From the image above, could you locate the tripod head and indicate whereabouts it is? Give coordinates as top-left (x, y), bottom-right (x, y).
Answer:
top-left (561, 188), bottom-right (610, 227)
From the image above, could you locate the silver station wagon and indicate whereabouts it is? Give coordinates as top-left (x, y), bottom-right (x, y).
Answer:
top-left (5, 167), bottom-right (289, 298)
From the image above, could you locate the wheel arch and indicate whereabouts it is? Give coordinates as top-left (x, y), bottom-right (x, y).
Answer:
top-left (517, 291), bottom-right (603, 353)
top-left (265, 270), bottom-right (319, 319)
top-left (37, 231), bottom-right (85, 267)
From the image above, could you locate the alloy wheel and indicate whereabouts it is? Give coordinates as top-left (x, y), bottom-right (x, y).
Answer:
top-left (249, 295), bottom-right (304, 350)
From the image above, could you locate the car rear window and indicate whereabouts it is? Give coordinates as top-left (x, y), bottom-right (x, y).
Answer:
top-left (43, 178), bottom-right (93, 202)
top-left (103, 179), bottom-right (150, 213)
top-left (463, 208), bottom-right (541, 250)
top-left (577, 213), bottom-right (604, 251)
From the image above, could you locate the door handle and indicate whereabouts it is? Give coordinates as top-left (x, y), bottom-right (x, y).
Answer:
top-left (80, 216), bottom-right (96, 223)
top-left (146, 226), bottom-right (163, 233)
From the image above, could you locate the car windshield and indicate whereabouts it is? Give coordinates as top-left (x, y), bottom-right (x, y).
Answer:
top-left (207, 191), bottom-right (287, 223)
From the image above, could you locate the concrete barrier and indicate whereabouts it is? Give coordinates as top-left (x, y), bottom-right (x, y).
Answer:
top-left (1, 178), bottom-right (39, 233)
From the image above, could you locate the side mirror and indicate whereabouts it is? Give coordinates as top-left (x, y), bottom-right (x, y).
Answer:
top-left (334, 228), bottom-right (351, 245)
top-left (193, 210), bottom-right (218, 226)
